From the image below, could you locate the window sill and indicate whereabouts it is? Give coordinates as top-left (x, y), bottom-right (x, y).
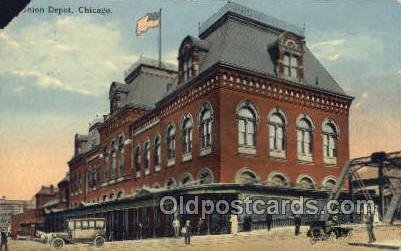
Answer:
top-left (324, 157), bottom-right (338, 166)
top-left (167, 159), bottom-right (175, 167)
top-left (297, 154), bottom-right (313, 163)
top-left (144, 169), bottom-right (150, 176)
top-left (182, 153), bottom-right (192, 162)
top-left (155, 165), bottom-right (161, 172)
top-left (269, 151), bottom-right (286, 159)
top-left (116, 177), bottom-right (125, 182)
top-left (200, 147), bottom-right (212, 156)
top-left (238, 146), bottom-right (256, 155)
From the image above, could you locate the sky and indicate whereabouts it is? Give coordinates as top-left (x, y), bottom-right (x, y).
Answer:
top-left (0, 0), bottom-right (400, 200)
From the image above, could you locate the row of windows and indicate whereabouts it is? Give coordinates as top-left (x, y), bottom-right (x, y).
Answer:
top-left (134, 103), bottom-right (213, 176)
top-left (236, 101), bottom-right (339, 163)
top-left (235, 168), bottom-right (337, 189)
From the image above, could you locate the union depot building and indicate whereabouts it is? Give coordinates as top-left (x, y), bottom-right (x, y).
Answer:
top-left (46, 3), bottom-right (354, 240)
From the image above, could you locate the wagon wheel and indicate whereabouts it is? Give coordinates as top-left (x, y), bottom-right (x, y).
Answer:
top-left (94, 235), bottom-right (106, 247)
top-left (309, 227), bottom-right (324, 245)
top-left (51, 237), bottom-right (65, 249)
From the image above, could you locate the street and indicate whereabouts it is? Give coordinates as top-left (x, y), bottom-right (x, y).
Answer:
top-left (6, 225), bottom-right (401, 251)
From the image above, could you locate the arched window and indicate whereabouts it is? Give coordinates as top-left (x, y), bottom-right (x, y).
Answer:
top-left (197, 168), bottom-right (214, 185)
top-left (269, 111), bottom-right (286, 156)
top-left (166, 124), bottom-right (176, 160)
top-left (180, 173), bottom-right (193, 186)
top-left (154, 136), bottom-right (161, 168)
top-left (235, 168), bottom-right (258, 184)
top-left (103, 146), bottom-right (109, 183)
top-left (237, 104), bottom-right (257, 147)
top-left (143, 141), bottom-right (150, 175)
top-left (118, 135), bottom-right (125, 177)
top-left (268, 172), bottom-right (289, 187)
top-left (182, 116), bottom-right (193, 154)
top-left (322, 177), bottom-right (337, 189)
top-left (297, 116), bottom-right (313, 159)
top-left (110, 141), bottom-right (116, 179)
top-left (322, 120), bottom-right (338, 163)
top-left (297, 176), bottom-right (315, 189)
top-left (134, 145), bottom-right (141, 177)
top-left (200, 104), bottom-right (213, 150)
top-left (117, 191), bottom-right (123, 200)
top-left (165, 177), bottom-right (177, 189)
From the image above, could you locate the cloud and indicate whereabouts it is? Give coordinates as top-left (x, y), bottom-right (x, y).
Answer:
top-left (0, 16), bottom-right (137, 96)
top-left (310, 33), bottom-right (382, 63)
top-left (12, 85), bottom-right (25, 93)
top-left (353, 91), bottom-right (369, 109)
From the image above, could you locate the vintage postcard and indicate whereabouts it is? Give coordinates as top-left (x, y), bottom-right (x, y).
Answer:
top-left (0, 0), bottom-right (400, 250)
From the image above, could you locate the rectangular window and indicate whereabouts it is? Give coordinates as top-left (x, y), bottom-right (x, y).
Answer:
top-left (283, 53), bottom-right (299, 78)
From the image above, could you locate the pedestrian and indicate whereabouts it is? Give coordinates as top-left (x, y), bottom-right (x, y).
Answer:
top-left (0, 231), bottom-right (8, 251)
top-left (366, 212), bottom-right (376, 243)
top-left (173, 218), bottom-right (180, 238)
top-left (181, 220), bottom-right (191, 245)
top-left (266, 213), bottom-right (273, 232)
top-left (294, 214), bottom-right (301, 236)
top-left (138, 223), bottom-right (143, 240)
top-left (230, 214), bottom-right (238, 235)
top-left (196, 218), bottom-right (203, 235)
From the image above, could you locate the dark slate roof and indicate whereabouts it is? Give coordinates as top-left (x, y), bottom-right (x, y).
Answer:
top-left (200, 2), bottom-right (304, 38)
top-left (120, 57), bottom-right (178, 108)
top-left (192, 4), bottom-right (347, 96)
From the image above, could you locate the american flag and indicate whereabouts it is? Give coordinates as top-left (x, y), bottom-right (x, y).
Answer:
top-left (136, 12), bottom-right (160, 36)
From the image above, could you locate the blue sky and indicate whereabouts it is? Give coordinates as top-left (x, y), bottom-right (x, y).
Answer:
top-left (0, 0), bottom-right (400, 199)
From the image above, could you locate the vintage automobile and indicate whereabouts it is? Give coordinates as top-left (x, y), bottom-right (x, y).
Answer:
top-left (49, 218), bottom-right (106, 249)
top-left (307, 220), bottom-right (353, 245)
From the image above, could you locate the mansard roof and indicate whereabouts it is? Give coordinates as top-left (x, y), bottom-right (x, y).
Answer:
top-left (177, 2), bottom-right (348, 97)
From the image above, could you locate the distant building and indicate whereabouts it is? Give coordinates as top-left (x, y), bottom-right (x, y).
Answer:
top-left (48, 2), bottom-right (353, 240)
top-left (10, 174), bottom-right (70, 237)
top-left (0, 196), bottom-right (33, 232)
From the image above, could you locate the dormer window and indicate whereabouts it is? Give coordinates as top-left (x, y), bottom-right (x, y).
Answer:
top-left (183, 56), bottom-right (192, 82)
top-left (274, 32), bottom-right (304, 82)
top-left (283, 53), bottom-right (299, 78)
top-left (178, 36), bottom-right (208, 84)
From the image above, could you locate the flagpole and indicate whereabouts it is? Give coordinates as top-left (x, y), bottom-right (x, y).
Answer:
top-left (158, 8), bottom-right (162, 68)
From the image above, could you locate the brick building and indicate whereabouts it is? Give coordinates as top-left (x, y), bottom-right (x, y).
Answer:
top-left (10, 174), bottom-right (70, 238)
top-left (48, 2), bottom-right (353, 239)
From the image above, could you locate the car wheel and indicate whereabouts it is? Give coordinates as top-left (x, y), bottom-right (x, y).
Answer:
top-left (94, 235), bottom-right (106, 247)
top-left (52, 237), bottom-right (65, 249)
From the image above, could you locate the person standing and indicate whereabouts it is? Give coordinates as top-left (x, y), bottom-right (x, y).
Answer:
top-left (366, 212), bottom-right (376, 243)
top-left (266, 213), bottom-right (273, 232)
top-left (0, 231), bottom-right (8, 251)
top-left (172, 218), bottom-right (180, 238)
top-left (230, 214), bottom-right (238, 235)
top-left (196, 218), bottom-right (203, 235)
top-left (181, 220), bottom-right (191, 245)
top-left (137, 223), bottom-right (143, 240)
top-left (294, 214), bottom-right (301, 236)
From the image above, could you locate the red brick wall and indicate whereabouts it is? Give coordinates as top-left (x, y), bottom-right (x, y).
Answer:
top-left (68, 65), bottom-right (351, 205)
